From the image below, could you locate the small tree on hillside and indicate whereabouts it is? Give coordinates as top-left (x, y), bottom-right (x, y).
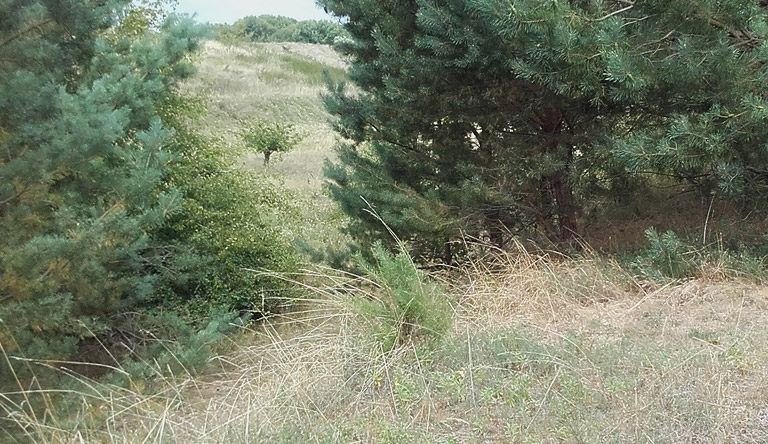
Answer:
top-left (241, 120), bottom-right (303, 167)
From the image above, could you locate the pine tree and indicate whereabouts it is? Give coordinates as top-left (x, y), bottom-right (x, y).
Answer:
top-left (320, 0), bottom-right (768, 260)
top-left (0, 1), bottom-right (201, 364)
top-left (603, 1), bottom-right (768, 201)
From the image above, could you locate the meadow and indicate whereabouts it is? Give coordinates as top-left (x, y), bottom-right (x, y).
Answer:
top-left (182, 40), bottom-right (351, 262)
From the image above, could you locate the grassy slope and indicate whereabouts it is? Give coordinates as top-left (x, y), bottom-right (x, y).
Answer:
top-left (182, 40), bottom-right (350, 259)
top-left (175, 256), bottom-right (768, 444)
top-left (8, 42), bottom-right (768, 444)
top-left (184, 40), bottom-right (345, 190)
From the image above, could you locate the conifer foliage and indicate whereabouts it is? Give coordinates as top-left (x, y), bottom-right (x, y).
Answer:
top-left (320, 0), bottom-right (768, 260)
top-left (0, 2), bottom-right (303, 392)
top-left (0, 1), bottom-right (197, 363)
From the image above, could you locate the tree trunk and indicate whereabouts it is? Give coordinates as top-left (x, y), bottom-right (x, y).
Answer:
top-left (532, 106), bottom-right (579, 243)
top-left (443, 239), bottom-right (453, 266)
top-left (263, 151), bottom-right (272, 167)
top-left (548, 170), bottom-right (579, 242)
top-left (486, 208), bottom-right (505, 248)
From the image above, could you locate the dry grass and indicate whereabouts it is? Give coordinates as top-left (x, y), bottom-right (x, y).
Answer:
top-left (6, 249), bottom-right (768, 443)
top-left (442, 250), bottom-right (768, 443)
top-left (184, 40), bottom-right (344, 190)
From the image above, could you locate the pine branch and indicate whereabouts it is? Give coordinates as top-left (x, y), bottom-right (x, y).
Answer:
top-left (367, 121), bottom-right (420, 153)
top-left (0, 19), bottom-right (55, 50)
top-left (0, 185), bottom-right (29, 208)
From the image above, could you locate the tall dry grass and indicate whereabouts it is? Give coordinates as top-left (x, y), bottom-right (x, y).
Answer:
top-left (4, 245), bottom-right (768, 443)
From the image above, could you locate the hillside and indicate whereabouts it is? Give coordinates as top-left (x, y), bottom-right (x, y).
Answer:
top-left (185, 40), bottom-right (345, 190)
top-left (180, 40), bottom-right (351, 260)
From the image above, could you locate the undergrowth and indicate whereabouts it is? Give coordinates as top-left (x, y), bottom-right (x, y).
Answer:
top-left (350, 242), bottom-right (453, 352)
top-left (632, 227), bottom-right (767, 283)
top-left (3, 245), bottom-right (767, 443)
top-left (0, 310), bottom-right (244, 443)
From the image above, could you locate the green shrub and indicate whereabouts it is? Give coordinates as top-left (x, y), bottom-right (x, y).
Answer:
top-left (154, 95), bottom-right (301, 317)
top-left (633, 228), bottom-right (767, 282)
top-left (350, 242), bottom-right (453, 351)
top-left (213, 15), bottom-right (349, 45)
top-left (294, 20), bottom-right (348, 45)
top-left (633, 228), bottom-right (701, 281)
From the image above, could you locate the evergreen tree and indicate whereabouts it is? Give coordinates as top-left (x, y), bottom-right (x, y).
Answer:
top-left (0, 1), bottom-right (201, 364)
top-left (320, 0), bottom-right (768, 260)
top-left (602, 1), bottom-right (768, 201)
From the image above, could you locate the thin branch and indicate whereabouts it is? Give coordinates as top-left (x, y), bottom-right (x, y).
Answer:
top-left (637, 29), bottom-right (676, 49)
top-left (0, 185), bottom-right (29, 208)
top-left (590, 5), bottom-right (634, 22)
top-left (0, 18), bottom-right (54, 50)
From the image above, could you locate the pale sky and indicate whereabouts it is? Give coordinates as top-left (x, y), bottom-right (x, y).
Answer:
top-left (174, 0), bottom-right (332, 24)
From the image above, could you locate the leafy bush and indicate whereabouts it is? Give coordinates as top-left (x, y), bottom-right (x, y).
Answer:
top-left (155, 96), bottom-right (301, 317)
top-left (294, 20), bottom-right (348, 45)
top-left (242, 15), bottom-right (298, 41)
top-left (351, 243), bottom-right (453, 352)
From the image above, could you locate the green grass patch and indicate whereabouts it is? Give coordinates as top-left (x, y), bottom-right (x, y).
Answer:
top-left (276, 52), bottom-right (348, 85)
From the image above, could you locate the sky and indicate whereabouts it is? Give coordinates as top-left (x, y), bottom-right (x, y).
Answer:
top-left (174, 0), bottom-right (332, 24)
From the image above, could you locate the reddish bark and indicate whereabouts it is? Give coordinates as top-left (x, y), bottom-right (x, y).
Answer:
top-left (548, 170), bottom-right (579, 242)
top-left (533, 107), bottom-right (580, 243)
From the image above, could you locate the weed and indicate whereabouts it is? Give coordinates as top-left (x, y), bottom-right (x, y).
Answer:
top-left (393, 372), bottom-right (419, 405)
